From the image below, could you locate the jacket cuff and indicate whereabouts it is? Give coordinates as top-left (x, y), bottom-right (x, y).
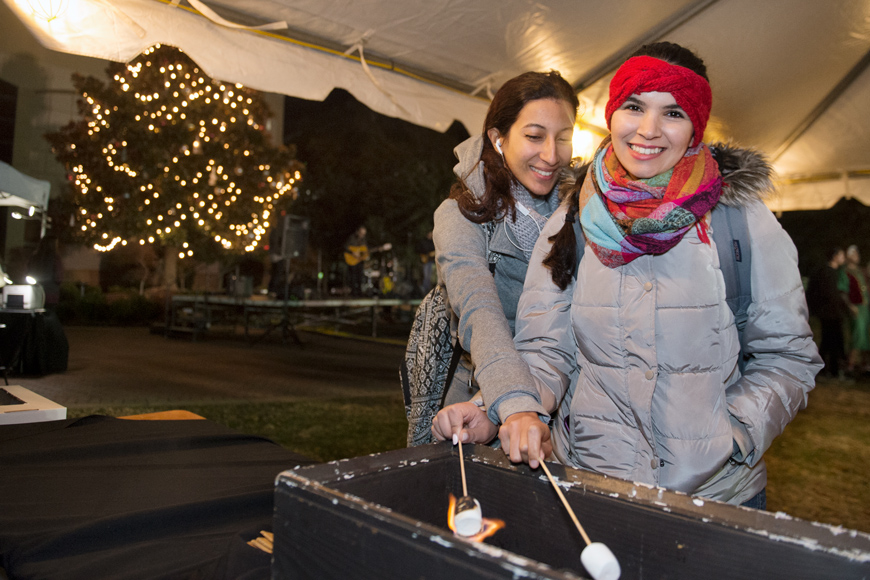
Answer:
top-left (469, 392), bottom-right (486, 412)
top-left (489, 392), bottom-right (550, 425)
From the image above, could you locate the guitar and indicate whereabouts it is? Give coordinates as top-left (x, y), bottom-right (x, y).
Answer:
top-left (344, 243), bottom-right (392, 267)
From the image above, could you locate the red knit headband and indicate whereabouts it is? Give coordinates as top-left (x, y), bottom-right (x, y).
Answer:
top-left (605, 56), bottom-right (712, 148)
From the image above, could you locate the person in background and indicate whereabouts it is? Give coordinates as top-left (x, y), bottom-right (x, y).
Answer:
top-left (268, 218), bottom-right (286, 298)
top-left (841, 245), bottom-right (870, 374)
top-left (806, 247), bottom-right (849, 379)
top-left (28, 234), bottom-right (63, 309)
top-left (343, 225), bottom-right (368, 297)
top-left (415, 230), bottom-right (436, 294)
top-left (434, 42), bottom-right (822, 509)
top-left (431, 70), bottom-right (578, 415)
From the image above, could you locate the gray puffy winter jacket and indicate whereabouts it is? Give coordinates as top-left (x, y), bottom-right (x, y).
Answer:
top-left (508, 146), bottom-right (823, 504)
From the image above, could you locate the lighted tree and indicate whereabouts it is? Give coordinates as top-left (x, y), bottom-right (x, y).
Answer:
top-left (46, 43), bottom-right (303, 284)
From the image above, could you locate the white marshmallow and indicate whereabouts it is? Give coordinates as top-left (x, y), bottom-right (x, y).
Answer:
top-left (581, 542), bottom-right (621, 580)
top-left (453, 497), bottom-right (482, 536)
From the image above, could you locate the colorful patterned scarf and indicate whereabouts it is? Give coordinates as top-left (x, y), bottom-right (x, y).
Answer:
top-left (578, 136), bottom-right (722, 268)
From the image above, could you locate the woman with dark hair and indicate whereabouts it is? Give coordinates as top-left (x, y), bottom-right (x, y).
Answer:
top-left (435, 42), bottom-right (822, 508)
top-left (429, 70), bottom-right (579, 424)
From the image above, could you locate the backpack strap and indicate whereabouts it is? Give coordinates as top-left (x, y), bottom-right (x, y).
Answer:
top-left (572, 218), bottom-right (585, 281)
top-left (711, 203), bottom-right (753, 370)
top-left (441, 341), bottom-right (465, 407)
top-left (482, 220), bottom-right (499, 274)
top-left (711, 204), bottom-right (752, 321)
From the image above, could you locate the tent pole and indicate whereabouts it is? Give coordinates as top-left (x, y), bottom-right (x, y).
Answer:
top-left (771, 47), bottom-right (870, 162)
top-left (572, 0), bottom-right (721, 92)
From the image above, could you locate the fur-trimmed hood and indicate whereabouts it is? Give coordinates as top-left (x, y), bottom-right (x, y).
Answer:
top-left (708, 142), bottom-right (774, 207)
top-left (559, 142), bottom-right (774, 208)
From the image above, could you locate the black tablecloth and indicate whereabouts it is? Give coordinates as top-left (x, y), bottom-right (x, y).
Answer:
top-left (0, 416), bottom-right (314, 579)
top-left (0, 310), bottom-right (68, 376)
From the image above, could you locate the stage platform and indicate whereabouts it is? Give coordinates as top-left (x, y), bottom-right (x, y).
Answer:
top-left (166, 294), bottom-right (421, 342)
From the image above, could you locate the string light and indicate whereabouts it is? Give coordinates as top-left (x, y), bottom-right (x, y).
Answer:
top-left (47, 43), bottom-right (304, 260)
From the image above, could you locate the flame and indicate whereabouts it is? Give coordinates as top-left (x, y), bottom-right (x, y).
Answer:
top-left (446, 494), bottom-right (505, 542)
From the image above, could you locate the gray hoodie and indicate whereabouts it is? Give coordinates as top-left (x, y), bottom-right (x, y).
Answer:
top-left (433, 134), bottom-right (562, 421)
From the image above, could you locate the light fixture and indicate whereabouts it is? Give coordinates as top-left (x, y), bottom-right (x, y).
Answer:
top-left (572, 126), bottom-right (597, 164)
top-left (25, 275), bottom-right (37, 285)
top-left (11, 206), bottom-right (43, 221)
top-left (26, 0), bottom-right (68, 22)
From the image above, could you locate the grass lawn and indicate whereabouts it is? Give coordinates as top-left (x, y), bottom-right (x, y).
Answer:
top-left (765, 376), bottom-right (870, 532)
top-left (68, 376), bottom-right (870, 534)
top-left (67, 394), bottom-right (409, 465)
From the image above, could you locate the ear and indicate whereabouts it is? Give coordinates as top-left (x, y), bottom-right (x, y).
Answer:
top-left (486, 128), bottom-right (502, 151)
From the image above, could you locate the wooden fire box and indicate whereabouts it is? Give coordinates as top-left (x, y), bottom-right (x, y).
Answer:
top-left (273, 443), bottom-right (870, 579)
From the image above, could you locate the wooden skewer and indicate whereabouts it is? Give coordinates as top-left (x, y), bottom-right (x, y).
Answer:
top-left (458, 437), bottom-right (468, 497)
top-left (540, 460), bottom-right (591, 546)
top-left (247, 537), bottom-right (273, 554)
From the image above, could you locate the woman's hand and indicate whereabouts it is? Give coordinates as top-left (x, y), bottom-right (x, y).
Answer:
top-left (431, 402), bottom-right (498, 444)
top-left (498, 412), bottom-right (552, 469)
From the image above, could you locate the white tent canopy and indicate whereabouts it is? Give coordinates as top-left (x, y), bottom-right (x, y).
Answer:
top-left (5, 0), bottom-right (870, 211)
top-left (0, 160), bottom-right (50, 212)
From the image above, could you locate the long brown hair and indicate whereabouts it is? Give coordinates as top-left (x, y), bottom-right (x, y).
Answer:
top-left (449, 71), bottom-right (579, 224)
top-left (542, 42), bottom-right (709, 289)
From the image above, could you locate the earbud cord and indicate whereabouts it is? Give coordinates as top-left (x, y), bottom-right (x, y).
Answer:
top-left (503, 201), bottom-right (544, 254)
top-left (496, 141), bottom-right (548, 254)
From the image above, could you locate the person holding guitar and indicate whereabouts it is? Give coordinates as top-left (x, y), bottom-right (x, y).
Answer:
top-left (344, 225), bottom-right (369, 297)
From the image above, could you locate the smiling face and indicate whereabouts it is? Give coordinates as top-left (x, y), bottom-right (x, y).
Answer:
top-left (609, 91), bottom-right (694, 179)
top-left (487, 98), bottom-right (575, 197)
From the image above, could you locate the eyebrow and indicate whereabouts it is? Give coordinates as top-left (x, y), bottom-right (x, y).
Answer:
top-left (624, 96), bottom-right (685, 111)
top-left (522, 123), bottom-right (574, 133)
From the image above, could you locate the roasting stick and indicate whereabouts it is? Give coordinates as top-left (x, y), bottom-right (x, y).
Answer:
top-left (452, 435), bottom-right (483, 537)
top-left (539, 458), bottom-right (621, 580)
top-left (458, 438), bottom-right (468, 497)
top-left (539, 460), bottom-right (591, 545)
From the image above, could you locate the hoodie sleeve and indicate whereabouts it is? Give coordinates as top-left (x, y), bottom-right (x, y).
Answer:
top-left (433, 199), bottom-right (543, 425)
top-left (508, 206), bottom-right (576, 420)
top-left (726, 199), bottom-right (823, 466)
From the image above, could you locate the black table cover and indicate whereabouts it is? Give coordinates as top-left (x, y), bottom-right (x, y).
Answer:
top-left (0, 310), bottom-right (68, 377)
top-left (0, 416), bottom-right (314, 579)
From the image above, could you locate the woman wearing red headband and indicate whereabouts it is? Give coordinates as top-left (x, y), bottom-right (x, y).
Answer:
top-left (436, 42), bottom-right (822, 507)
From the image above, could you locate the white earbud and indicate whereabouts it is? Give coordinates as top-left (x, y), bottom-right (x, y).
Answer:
top-left (495, 139), bottom-right (504, 155)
